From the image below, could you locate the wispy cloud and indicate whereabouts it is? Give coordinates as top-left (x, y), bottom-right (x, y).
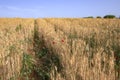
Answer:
top-left (0, 5), bottom-right (42, 12)
top-left (8, 6), bottom-right (38, 12)
top-left (0, 5), bottom-right (45, 17)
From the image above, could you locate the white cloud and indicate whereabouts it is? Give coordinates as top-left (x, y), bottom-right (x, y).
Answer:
top-left (7, 6), bottom-right (38, 12)
top-left (0, 5), bottom-right (42, 12)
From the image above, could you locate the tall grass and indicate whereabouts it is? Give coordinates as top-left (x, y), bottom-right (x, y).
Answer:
top-left (0, 18), bottom-right (34, 80)
top-left (0, 18), bottom-right (120, 80)
top-left (40, 18), bottom-right (120, 80)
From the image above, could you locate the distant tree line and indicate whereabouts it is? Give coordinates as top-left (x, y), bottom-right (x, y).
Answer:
top-left (84, 15), bottom-right (120, 19)
top-left (103, 15), bottom-right (115, 18)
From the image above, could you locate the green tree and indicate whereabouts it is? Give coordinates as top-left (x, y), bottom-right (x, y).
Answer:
top-left (103, 15), bottom-right (116, 19)
top-left (84, 16), bottom-right (94, 18)
top-left (96, 16), bottom-right (102, 18)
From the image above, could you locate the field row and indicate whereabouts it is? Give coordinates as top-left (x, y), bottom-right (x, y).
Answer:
top-left (0, 18), bottom-right (120, 80)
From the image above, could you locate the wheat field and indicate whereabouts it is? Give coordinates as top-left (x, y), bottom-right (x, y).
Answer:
top-left (0, 18), bottom-right (120, 80)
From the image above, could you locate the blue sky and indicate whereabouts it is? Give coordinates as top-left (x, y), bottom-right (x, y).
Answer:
top-left (0, 0), bottom-right (120, 18)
